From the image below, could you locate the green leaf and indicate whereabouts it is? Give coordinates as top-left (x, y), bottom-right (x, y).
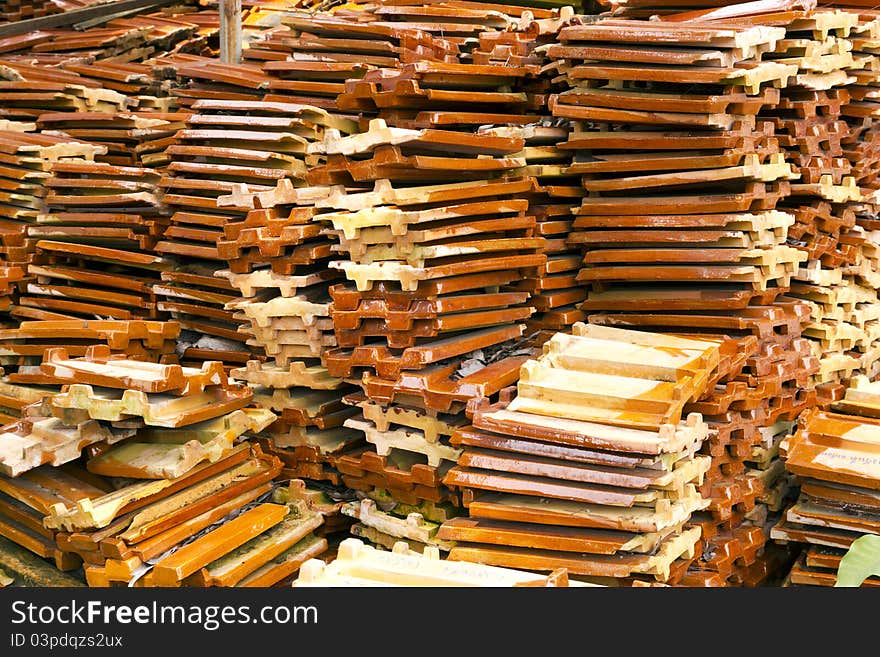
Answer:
top-left (835, 534), bottom-right (880, 587)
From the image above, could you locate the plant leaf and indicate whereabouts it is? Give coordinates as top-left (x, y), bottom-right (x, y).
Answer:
top-left (835, 534), bottom-right (880, 587)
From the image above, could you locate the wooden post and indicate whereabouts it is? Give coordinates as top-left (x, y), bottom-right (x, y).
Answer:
top-left (219, 0), bottom-right (242, 65)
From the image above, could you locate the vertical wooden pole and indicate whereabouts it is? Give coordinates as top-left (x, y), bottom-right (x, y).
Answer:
top-left (219, 0), bottom-right (242, 65)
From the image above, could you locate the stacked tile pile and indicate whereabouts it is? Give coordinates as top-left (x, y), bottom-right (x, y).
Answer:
top-left (3, 346), bottom-right (262, 476)
top-left (293, 536), bottom-right (591, 586)
top-left (37, 112), bottom-right (189, 167)
top-left (476, 10), bottom-right (583, 342)
top-left (545, 18), bottom-right (819, 585)
top-left (249, 10), bottom-right (459, 111)
top-left (307, 115), bottom-right (529, 186)
top-left (0, 0), bottom-right (59, 23)
top-left (0, 59), bottom-right (129, 121)
top-left (0, 130), bottom-right (106, 318)
top-left (547, 20), bottom-right (803, 312)
top-left (310, 173), bottom-right (548, 553)
top-left (435, 323), bottom-right (715, 584)
top-left (218, 173), bottom-right (543, 552)
top-left (157, 99), bottom-right (334, 262)
top-left (260, 59), bottom-right (371, 112)
top-left (5, 0), bottom-right (880, 588)
top-left (0, 319), bottom-right (178, 446)
top-left (839, 9), bottom-right (880, 382)
top-left (0, 346), bottom-right (331, 586)
top-left (846, 10), bottom-right (880, 198)
top-left (2, 20), bottom-right (203, 69)
top-left (292, 20), bottom-right (567, 551)
top-left (497, 121), bottom-right (583, 344)
top-left (221, 5), bottom-right (621, 557)
top-left (742, 10), bottom-right (878, 385)
top-left (0, 16), bottom-right (224, 329)
top-left (594, 0), bottom-right (820, 20)
top-left (845, 9), bottom-right (880, 265)
top-left (773, 376), bottom-right (880, 586)
top-left (0, 13), bottom-right (216, 111)
top-left (20, 161), bottom-right (171, 321)
top-left (154, 264), bottom-right (249, 367)
top-left (216, 183), bottom-right (363, 491)
top-left (82, 489), bottom-right (327, 588)
top-left (273, 7), bottom-right (467, 64)
top-left (0, 320), bottom-right (178, 372)
top-left (155, 100), bottom-right (353, 366)
top-left (168, 58), bottom-right (272, 108)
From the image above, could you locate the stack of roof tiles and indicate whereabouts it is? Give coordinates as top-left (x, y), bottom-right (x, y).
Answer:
top-left (0, 0), bottom-right (59, 23)
top-left (20, 160), bottom-right (170, 321)
top-left (435, 323), bottom-right (715, 584)
top-left (741, 9), bottom-right (878, 385)
top-left (0, 320), bottom-right (178, 374)
top-left (248, 10), bottom-right (459, 111)
top-left (313, 170), bottom-right (549, 553)
top-left (774, 376), bottom-right (880, 586)
top-left (0, 59), bottom-right (130, 124)
top-left (594, 0), bottom-right (819, 20)
top-left (544, 15), bottom-right (820, 585)
top-left (214, 182), bottom-right (362, 497)
top-left (155, 100), bottom-right (353, 366)
top-left (0, 346), bottom-right (332, 586)
top-left (0, 129), bottom-right (106, 320)
top-left (4, 0), bottom-right (880, 588)
top-left (241, 5), bottom-right (576, 554)
top-left (37, 112), bottom-right (189, 168)
top-left (293, 536), bottom-right (591, 586)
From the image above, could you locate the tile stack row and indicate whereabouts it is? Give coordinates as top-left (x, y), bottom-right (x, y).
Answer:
top-left (215, 180), bottom-right (363, 507)
top-left (672, 312), bottom-right (817, 586)
top-left (774, 376), bottom-right (880, 586)
top-left (0, 6), bottom-right (252, 332)
top-left (545, 17), bottom-right (819, 585)
top-left (0, 346), bottom-right (330, 586)
top-left (844, 7), bottom-right (880, 365)
top-left (0, 1), bottom-right (551, 581)
top-left (20, 160), bottom-right (171, 322)
top-left (837, 9), bottom-right (880, 383)
top-left (1, 15), bottom-right (205, 77)
top-left (434, 323), bottom-right (716, 584)
top-left (546, 19), bottom-right (802, 314)
top-left (0, 320), bottom-right (178, 380)
top-left (154, 100), bottom-right (355, 367)
top-left (328, 171), bottom-right (542, 541)
top-left (293, 536), bottom-right (591, 587)
top-left (752, 10), bottom-right (879, 386)
top-left (37, 112), bottom-right (189, 168)
top-left (247, 9), bottom-right (458, 111)
top-left (0, 59), bottom-right (130, 121)
top-left (593, 0), bottom-right (820, 20)
top-left (288, 14), bottom-right (571, 553)
top-left (0, 0), bottom-right (59, 24)
top-left (0, 15), bottom-right (207, 322)
top-left (311, 175), bottom-right (543, 554)
top-left (0, 132), bottom-right (106, 321)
